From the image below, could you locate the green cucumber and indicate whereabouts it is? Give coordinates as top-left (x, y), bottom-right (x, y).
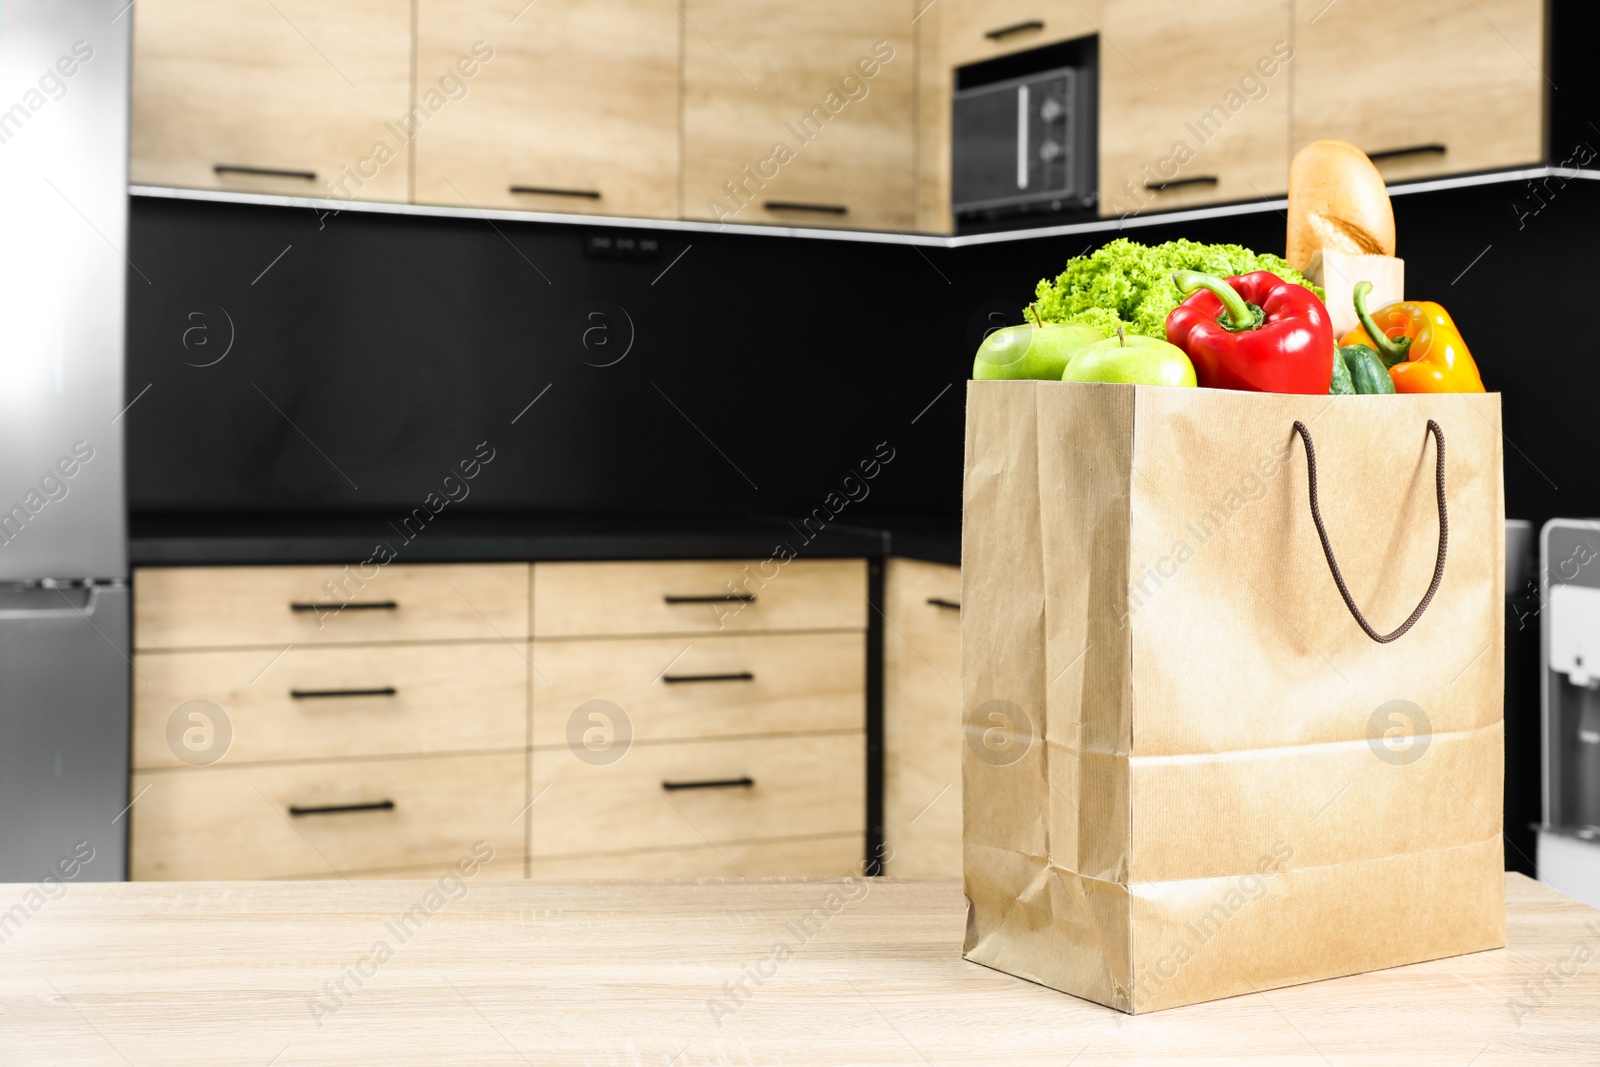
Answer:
top-left (1340, 344), bottom-right (1397, 395)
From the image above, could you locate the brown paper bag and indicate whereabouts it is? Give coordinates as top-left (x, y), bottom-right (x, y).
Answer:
top-left (960, 381), bottom-right (1505, 1013)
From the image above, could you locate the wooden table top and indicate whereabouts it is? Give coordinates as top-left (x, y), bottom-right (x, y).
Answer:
top-left (1, 872), bottom-right (1595, 1065)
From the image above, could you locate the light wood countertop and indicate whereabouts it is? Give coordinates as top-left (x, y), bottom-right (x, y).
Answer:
top-left (1, 873), bottom-right (1594, 1064)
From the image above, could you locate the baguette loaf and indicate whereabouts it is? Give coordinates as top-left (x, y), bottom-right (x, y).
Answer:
top-left (1286, 140), bottom-right (1396, 273)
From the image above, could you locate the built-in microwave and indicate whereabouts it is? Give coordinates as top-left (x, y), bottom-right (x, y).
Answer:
top-left (951, 38), bottom-right (1097, 231)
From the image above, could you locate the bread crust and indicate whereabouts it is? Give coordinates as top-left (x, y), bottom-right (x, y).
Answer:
top-left (1287, 140), bottom-right (1396, 271)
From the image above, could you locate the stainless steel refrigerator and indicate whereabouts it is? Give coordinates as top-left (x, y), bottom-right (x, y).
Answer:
top-left (0, 0), bottom-right (131, 882)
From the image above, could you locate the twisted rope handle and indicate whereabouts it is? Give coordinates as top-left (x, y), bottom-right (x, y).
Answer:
top-left (1292, 419), bottom-right (1448, 644)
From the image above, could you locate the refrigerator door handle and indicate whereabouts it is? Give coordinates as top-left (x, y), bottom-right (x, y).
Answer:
top-left (0, 584), bottom-right (105, 620)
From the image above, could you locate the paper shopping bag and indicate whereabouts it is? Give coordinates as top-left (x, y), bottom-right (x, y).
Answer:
top-left (960, 381), bottom-right (1505, 1013)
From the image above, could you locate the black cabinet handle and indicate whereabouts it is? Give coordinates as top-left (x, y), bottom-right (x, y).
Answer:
top-left (510, 185), bottom-right (602, 199)
top-left (1144, 176), bottom-right (1220, 191)
top-left (662, 672), bottom-right (755, 685)
top-left (763, 201), bottom-right (848, 215)
top-left (1366, 144), bottom-right (1447, 163)
top-left (288, 800), bottom-right (395, 817)
top-left (663, 594), bottom-right (755, 604)
top-left (215, 164), bottom-right (316, 181)
top-left (661, 777), bottom-right (755, 791)
top-left (926, 598), bottom-right (962, 611)
top-left (290, 687), bottom-right (398, 700)
top-left (289, 601), bottom-right (397, 612)
top-left (985, 19), bottom-right (1044, 40)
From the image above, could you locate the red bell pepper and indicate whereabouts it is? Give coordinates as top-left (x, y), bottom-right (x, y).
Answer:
top-left (1165, 270), bottom-right (1333, 394)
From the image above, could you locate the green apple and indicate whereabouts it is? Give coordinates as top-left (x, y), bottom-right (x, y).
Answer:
top-left (1062, 331), bottom-right (1196, 388)
top-left (972, 320), bottom-right (1106, 381)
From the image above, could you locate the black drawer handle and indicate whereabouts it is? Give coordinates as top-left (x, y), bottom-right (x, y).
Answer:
top-left (510, 185), bottom-right (602, 199)
top-left (663, 594), bottom-right (755, 604)
top-left (926, 597), bottom-right (962, 611)
top-left (290, 687), bottom-right (398, 700)
top-left (289, 601), bottom-right (398, 613)
top-left (215, 164), bottom-right (316, 181)
top-left (985, 19), bottom-right (1044, 40)
top-left (288, 800), bottom-right (395, 817)
top-left (1144, 176), bottom-right (1220, 191)
top-left (1366, 144), bottom-right (1447, 163)
top-left (662, 672), bottom-right (755, 685)
top-left (661, 777), bottom-right (755, 792)
top-left (763, 201), bottom-right (848, 215)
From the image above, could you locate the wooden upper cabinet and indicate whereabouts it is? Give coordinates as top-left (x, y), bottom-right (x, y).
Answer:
top-left (130, 0), bottom-right (412, 202)
top-left (1293, 0), bottom-right (1545, 184)
top-left (940, 0), bottom-right (1100, 70)
top-left (413, 0), bottom-right (682, 219)
top-left (1098, 0), bottom-right (1292, 217)
top-left (682, 0), bottom-right (917, 231)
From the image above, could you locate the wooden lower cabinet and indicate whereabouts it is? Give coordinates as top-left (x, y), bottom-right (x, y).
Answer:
top-left (532, 632), bottom-right (865, 745)
top-left (882, 559), bottom-right (962, 877)
top-left (527, 733), bottom-right (865, 859)
top-left (133, 642), bottom-right (528, 768)
top-left (130, 752), bottom-right (526, 881)
top-left (128, 559), bottom-right (872, 881)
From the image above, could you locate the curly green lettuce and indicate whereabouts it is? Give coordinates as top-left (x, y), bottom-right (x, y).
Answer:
top-left (1032, 238), bottom-right (1324, 340)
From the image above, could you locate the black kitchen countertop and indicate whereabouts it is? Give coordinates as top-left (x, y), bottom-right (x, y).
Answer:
top-left (129, 513), bottom-right (961, 568)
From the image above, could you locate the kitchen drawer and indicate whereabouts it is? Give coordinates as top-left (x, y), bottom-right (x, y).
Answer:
top-left (532, 632), bottom-right (864, 746)
top-left (134, 564), bottom-right (529, 650)
top-left (941, 0), bottom-right (1099, 70)
top-left (527, 733), bottom-right (864, 858)
top-left (883, 559), bottom-right (962, 878)
top-left (130, 752), bottom-right (526, 880)
top-left (527, 834), bottom-right (864, 879)
top-left (531, 559), bottom-right (866, 637)
top-left (1292, 0), bottom-right (1544, 183)
top-left (132, 643), bottom-right (528, 770)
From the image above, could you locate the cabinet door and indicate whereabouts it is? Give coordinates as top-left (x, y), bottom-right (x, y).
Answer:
top-left (1098, 0), bottom-right (1292, 216)
top-left (413, 0), bottom-right (681, 219)
top-left (882, 560), bottom-right (962, 877)
top-left (940, 0), bottom-right (1100, 70)
top-left (682, 0), bottom-right (916, 230)
top-left (130, 0), bottom-right (412, 201)
top-left (1293, 0), bottom-right (1544, 183)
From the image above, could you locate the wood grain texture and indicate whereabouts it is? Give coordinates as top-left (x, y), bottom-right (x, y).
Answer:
top-left (1098, 0), bottom-right (1292, 216)
top-left (0, 875), bottom-right (1592, 1063)
top-left (132, 642), bottom-right (529, 769)
top-left (412, 0), bottom-right (682, 218)
top-left (130, 0), bottom-right (413, 201)
top-left (527, 833), bottom-right (864, 878)
top-left (531, 559), bottom-right (868, 637)
top-left (681, 0), bottom-right (916, 230)
top-left (130, 752), bottom-right (526, 880)
top-left (306, 858), bottom-right (528, 881)
top-left (532, 632), bottom-right (865, 746)
top-left (134, 564), bottom-right (530, 650)
top-left (882, 560), bottom-right (962, 877)
top-left (914, 0), bottom-right (953, 234)
top-left (1293, 0), bottom-right (1545, 184)
top-left (527, 732), bottom-right (864, 857)
top-left (939, 0), bottom-right (1100, 70)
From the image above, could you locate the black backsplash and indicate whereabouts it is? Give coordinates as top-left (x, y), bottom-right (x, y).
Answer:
top-left (126, 199), bottom-right (971, 517)
top-left (129, 177), bottom-right (1596, 526)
